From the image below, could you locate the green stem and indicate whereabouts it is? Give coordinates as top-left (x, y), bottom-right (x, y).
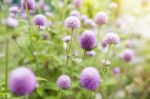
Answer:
top-left (64, 29), bottom-right (74, 74)
top-left (5, 38), bottom-right (9, 99)
top-left (102, 44), bottom-right (111, 75)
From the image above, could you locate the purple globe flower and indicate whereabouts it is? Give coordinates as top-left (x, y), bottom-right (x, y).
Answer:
top-left (69, 10), bottom-right (80, 19)
top-left (57, 75), bottom-right (71, 89)
top-left (84, 19), bottom-right (97, 28)
top-left (112, 67), bottom-right (120, 75)
top-left (33, 14), bottom-right (47, 27)
top-left (80, 67), bottom-right (101, 90)
top-left (21, 0), bottom-right (35, 10)
top-left (95, 12), bottom-right (108, 25)
top-left (8, 67), bottom-right (36, 96)
top-left (64, 16), bottom-right (80, 29)
top-left (102, 32), bottom-right (120, 45)
top-left (121, 49), bottom-right (134, 62)
top-left (9, 6), bottom-right (19, 14)
top-left (80, 30), bottom-right (96, 50)
top-left (2, 17), bottom-right (18, 28)
top-left (73, 0), bottom-right (82, 8)
top-left (63, 35), bottom-right (71, 43)
top-left (86, 50), bottom-right (96, 57)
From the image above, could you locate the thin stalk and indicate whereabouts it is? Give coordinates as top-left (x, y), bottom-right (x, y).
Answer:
top-left (5, 38), bottom-right (9, 99)
top-left (24, 0), bottom-right (39, 72)
top-left (64, 29), bottom-right (74, 74)
top-left (102, 44), bottom-right (111, 75)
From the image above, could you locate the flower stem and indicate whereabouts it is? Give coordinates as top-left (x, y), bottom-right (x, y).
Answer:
top-left (102, 44), bottom-right (111, 75)
top-left (5, 38), bottom-right (9, 99)
top-left (64, 29), bottom-right (74, 74)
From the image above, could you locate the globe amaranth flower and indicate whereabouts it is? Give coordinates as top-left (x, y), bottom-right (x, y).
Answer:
top-left (84, 19), bottom-right (97, 28)
top-left (121, 49), bottom-right (134, 62)
top-left (80, 30), bottom-right (96, 50)
top-left (73, 0), bottom-right (82, 8)
top-left (86, 50), bottom-right (96, 57)
top-left (80, 67), bottom-right (101, 90)
top-left (95, 12), bottom-right (108, 25)
top-left (112, 67), bottom-right (120, 75)
top-left (69, 10), bottom-right (80, 19)
top-left (57, 75), bottom-right (71, 89)
top-left (8, 67), bottom-right (36, 96)
top-left (63, 35), bottom-right (71, 43)
top-left (102, 32), bottom-right (120, 46)
top-left (64, 16), bottom-right (80, 29)
top-left (21, 0), bottom-right (35, 10)
top-left (9, 6), bottom-right (19, 14)
top-left (33, 14), bottom-right (47, 27)
top-left (2, 17), bottom-right (18, 28)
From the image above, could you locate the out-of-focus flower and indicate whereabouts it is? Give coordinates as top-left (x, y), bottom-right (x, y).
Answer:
top-left (33, 14), bottom-right (47, 27)
top-left (64, 16), bottom-right (80, 29)
top-left (102, 32), bottom-right (120, 46)
top-left (84, 19), bottom-right (97, 28)
top-left (86, 50), bottom-right (96, 57)
top-left (80, 67), bottom-right (101, 91)
top-left (21, 0), bottom-right (35, 10)
top-left (95, 12), bottom-right (108, 25)
top-left (2, 17), bottom-right (18, 28)
top-left (116, 18), bottom-right (124, 28)
top-left (57, 75), bottom-right (71, 89)
top-left (80, 30), bottom-right (96, 50)
top-left (81, 15), bottom-right (88, 22)
top-left (8, 67), bottom-right (36, 96)
top-left (112, 67), bottom-right (120, 75)
top-left (9, 6), bottom-right (19, 14)
top-left (4, 0), bottom-right (12, 4)
top-left (63, 35), bottom-right (71, 43)
top-left (120, 49), bottom-right (134, 62)
top-left (73, 0), bottom-right (83, 8)
top-left (69, 10), bottom-right (80, 19)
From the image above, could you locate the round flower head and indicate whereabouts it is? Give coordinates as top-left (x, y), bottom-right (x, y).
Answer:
top-left (21, 0), bottom-right (35, 10)
top-left (102, 32), bottom-right (120, 45)
top-left (33, 14), bottom-right (47, 27)
top-left (64, 16), bottom-right (80, 29)
top-left (84, 19), bottom-right (97, 28)
top-left (116, 18), bottom-right (124, 28)
top-left (69, 10), bottom-right (80, 19)
top-left (4, 0), bottom-right (12, 4)
top-left (81, 15), bottom-right (88, 22)
top-left (2, 17), bottom-right (18, 28)
top-left (112, 67), bottom-right (120, 75)
top-left (80, 67), bottom-right (101, 90)
top-left (121, 49), bottom-right (134, 62)
top-left (57, 75), bottom-right (71, 89)
top-left (8, 67), bottom-right (36, 96)
top-left (86, 50), bottom-right (96, 57)
top-left (9, 6), bottom-right (19, 14)
top-left (63, 35), bottom-right (71, 43)
top-left (80, 30), bottom-right (96, 50)
top-left (73, 0), bottom-right (82, 8)
top-left (95, 12), bottom-right (108, 25)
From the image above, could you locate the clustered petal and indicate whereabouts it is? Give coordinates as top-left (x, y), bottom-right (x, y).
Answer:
top-left (33, 14), bottom-right (47, 27)
top-left (102, 32), bottom-right (120, 45)
top-left (80, 67), bottom-right (101, 91)
top-left (95, 12), bottom-right (108, 25)
top-left (64, 16), bottom-right (80, 29)
top-left (57, 75), bottom-right (71, 89)
top-left (8, 67), bottom-right (36, 96)
top-left (80, 30), bottom-right (96, 50)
